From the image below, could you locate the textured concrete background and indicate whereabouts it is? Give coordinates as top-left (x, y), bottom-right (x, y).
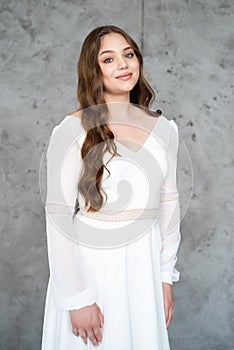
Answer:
top-left (0, 1), bottom-right (234, 349)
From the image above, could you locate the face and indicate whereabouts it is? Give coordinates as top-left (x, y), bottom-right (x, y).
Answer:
top-left (97, 33), bottom-right (140, 98)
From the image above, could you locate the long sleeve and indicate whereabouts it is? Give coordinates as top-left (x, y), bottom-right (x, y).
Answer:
top-left (159, 120), bottom-right (181, 285)
top-left (45, 121), bottom-right (99, 310)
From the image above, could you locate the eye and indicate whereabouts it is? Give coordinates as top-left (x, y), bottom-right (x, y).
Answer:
top-left (126, 52), bottom-right (135, 58)
top-left (103, 52), bottom-right (135, 63)
top-left (103, 57), bottom-right (113, 63)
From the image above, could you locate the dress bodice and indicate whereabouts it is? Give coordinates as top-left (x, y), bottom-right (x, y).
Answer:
top-left (63, 115), bottom-right (171, 212)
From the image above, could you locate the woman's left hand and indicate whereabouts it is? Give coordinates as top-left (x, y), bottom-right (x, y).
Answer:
top-left (162, 282), bottom-right (174, 328)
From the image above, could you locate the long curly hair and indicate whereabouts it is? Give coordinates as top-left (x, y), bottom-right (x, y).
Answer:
top-left (73, 25), bottom-right (161, 215)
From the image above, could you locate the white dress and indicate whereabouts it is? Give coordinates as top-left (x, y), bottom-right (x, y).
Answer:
top-left (41, 113), bottom-right (181, 350)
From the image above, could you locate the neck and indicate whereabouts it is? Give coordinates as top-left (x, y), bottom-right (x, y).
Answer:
top-left (104, 92), bottom-right (132, 122)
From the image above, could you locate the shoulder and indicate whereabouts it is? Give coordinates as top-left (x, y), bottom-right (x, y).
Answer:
top-left (168, 119), bottom-right (178, 133)
top-left (47, 113), bottom-right (84, 154)
top-left (160, 115), bottom-right (178, 130)
top-left (167, 119), bottom-right (179, 140)
top-left (155, 114), bottom-right (177, 133)
top-left (67, 109), bottom-right (82, 120)
top-left (161, 116), bottom-right (179, 138)
top-left (49, 112), bottom-right (83, 140)
top-left (166, 118), bottom-right (179, 151)
top-left (156, 116), bottom-right (179, 151)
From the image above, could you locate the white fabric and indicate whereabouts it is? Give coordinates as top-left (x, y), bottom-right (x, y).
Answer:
top-left (41, 114), bottom-right (181, 350)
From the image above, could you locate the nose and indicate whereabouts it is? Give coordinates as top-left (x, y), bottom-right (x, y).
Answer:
top-left (117, 56), bottom-right (128, 69)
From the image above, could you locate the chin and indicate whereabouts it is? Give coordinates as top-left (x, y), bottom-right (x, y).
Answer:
top-left (118, 82), bottom-right (138, 92)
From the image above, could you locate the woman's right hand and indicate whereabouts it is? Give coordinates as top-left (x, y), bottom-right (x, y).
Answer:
top-left (69, 303), bottom-right (104, 347)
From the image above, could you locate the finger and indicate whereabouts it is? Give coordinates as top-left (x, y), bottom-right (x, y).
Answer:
top-left (164, 303), bottom-right (169, 328)
top-left (166, 310), bottom-right (170, 328)
top-left (86, 328), bottom-right (99, 347)
top-left (167, 307), bottom-right (174, 328)
top-left (72, 326), bottom-right (79, 336)
top-left (93, 325), bottom-right (102, 342)
top-left (99, 310), bottom-right (104, 328)
top-left (78, 328), bottom-right (87, 345)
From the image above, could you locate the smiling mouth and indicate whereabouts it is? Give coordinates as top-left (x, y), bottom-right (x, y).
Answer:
top-left (116, 73), bottom-right (132, 79)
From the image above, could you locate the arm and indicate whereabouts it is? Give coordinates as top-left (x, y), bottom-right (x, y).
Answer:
top-left (159, 119), bottom-right (181, 286)
top-left (159, 120), bottom-right (181, 327)
top-left (45, 121), bottom-right (99, 311)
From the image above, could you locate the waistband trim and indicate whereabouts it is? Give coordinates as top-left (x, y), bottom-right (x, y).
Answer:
top-left (78, 207), bottom-right (160, 222)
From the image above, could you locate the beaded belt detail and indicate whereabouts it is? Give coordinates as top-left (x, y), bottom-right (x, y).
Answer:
top-left (78, 207), bottom-right (160, 222)
top-left (45, 203), bottom-right (160, 221)
top-left (45, 189), bottom-right (179, 222)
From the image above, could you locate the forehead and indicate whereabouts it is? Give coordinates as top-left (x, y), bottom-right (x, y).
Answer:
top-left (99, 33), bottom-right (129, 51)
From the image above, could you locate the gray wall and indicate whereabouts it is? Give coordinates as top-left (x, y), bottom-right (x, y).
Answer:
top-left (0, 1), bottom-right (233, 349)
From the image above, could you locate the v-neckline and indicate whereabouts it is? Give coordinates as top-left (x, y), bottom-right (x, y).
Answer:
top-left (114, 116), bottom-right (163, 154)
top-left (65, 114), bottom-right (163, 154)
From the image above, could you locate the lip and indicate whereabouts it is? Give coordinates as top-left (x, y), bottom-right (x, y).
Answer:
top-left (116, 73), bottom-right (132, 79)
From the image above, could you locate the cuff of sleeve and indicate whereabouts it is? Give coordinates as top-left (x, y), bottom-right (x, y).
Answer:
top-left (161, 268), bottom-right (180, 285)
top-left (52, 284), bottom-right (99, 311)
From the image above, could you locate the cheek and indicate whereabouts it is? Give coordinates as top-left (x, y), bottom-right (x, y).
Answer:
top-left (132, 59), bottom-right (139, 71)
top-left (100, 64), bottom-right (115, 79)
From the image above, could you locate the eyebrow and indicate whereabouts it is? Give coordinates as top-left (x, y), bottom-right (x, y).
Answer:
top-left (99, 46), bottom-right (133, 57)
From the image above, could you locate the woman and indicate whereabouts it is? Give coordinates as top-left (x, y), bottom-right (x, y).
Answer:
top-left (41, 25), bottom-right (181, 350)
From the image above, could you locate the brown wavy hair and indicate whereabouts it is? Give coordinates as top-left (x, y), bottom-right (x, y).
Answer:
top-left (73, 25), bottom-right (162, 215)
